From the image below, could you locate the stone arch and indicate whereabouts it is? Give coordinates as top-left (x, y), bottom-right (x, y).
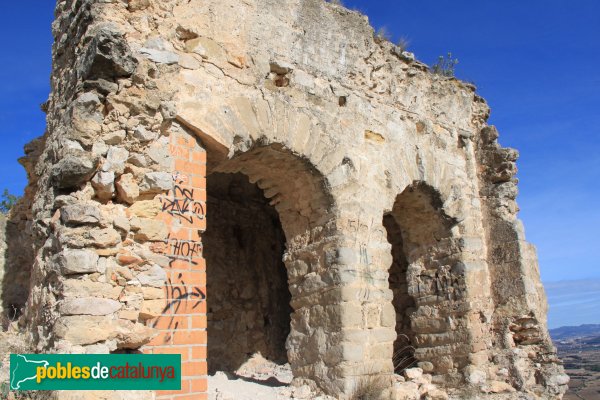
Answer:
top-left (202, 141), bottom-right (338, 386)
top-left (383, 181), bottom-right (470, 379)
top-left (212, 144), bottom-right (334, 241)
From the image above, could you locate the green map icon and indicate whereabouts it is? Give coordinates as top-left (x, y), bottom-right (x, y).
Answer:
top-left (10, 354), bottom-right (49, 390)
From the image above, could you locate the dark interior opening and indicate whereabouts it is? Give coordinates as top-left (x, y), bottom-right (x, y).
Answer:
top-left (205, 172), bottom-right (292, 373)
top-left (383, 213), bottom-right (417, 373)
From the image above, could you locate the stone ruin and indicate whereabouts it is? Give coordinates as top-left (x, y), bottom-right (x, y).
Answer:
top-left (0, 0), bottom-right (569, 398)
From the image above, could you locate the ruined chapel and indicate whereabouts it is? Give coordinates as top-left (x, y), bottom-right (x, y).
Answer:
top-left (0, 0), bottom-right (568, 399)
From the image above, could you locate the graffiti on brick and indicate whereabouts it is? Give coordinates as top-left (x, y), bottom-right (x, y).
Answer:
top-left (167, 237), bottom-right (202, 258)
top-left (159, 177), bottom-right (205, 224)
top-left (163, 233), bottom-right (203, 267)
top-left (152, 272), bottom-right (206, 331)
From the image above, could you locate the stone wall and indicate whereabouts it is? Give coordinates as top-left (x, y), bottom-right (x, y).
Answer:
top-left (3, 0), bottom-right (568, 399)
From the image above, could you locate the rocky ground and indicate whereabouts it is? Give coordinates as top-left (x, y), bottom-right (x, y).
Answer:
top-left (208, 354), bottom-right (334, 400)
top-left (208, 353), bottom-right (452, 400)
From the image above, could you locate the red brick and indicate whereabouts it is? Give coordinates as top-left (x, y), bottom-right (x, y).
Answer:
top-left (172, 330), bottom-right (207, 346)
top-left (191, 315), bottom-right (207, 329)
top-left (146, 331), bottom-right (173, 346)
top-left (190, 378), bottom-right (208, 393)
top-left (151, 346), bottom-right (189, 361)
top-left (190, 176), bottom-right (206, 190)
top-left (182, 361), bottom-right (207, 376)
top-left (168, 259), bottom-right (192, 270)
top-left (190, 257), bottom-right (206, 270)
top-left (151, 315), bottom-right (189, 331)
top-left (168, 228), bottom-right (190, 241)
top-left (190, 346), bottom-right (207, 360)
top-left (191, 151), bottom-right (207, 163)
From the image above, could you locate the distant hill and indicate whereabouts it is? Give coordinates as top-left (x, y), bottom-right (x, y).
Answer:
top-left (550, 324), bottom-right (600, 400)
top-left (550, 324), bottom-right (600, 341)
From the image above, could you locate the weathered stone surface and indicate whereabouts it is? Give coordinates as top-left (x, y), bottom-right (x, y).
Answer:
top-left (140, 48), bottom-right (179, 65)
top-left (91, 171), bottom-right (115, 200)
top-left (394, 381), bottom-right (420, 400)
top-left (54, 316), bottom-right (155, 348)
top-left (132, 126), bottom-right (158, 142)
top-left (102, 130), bottom-right (126, 145)
top-left (59, 297), bottom-right (122, 316)
top-left (70, 93), bottom-right (103, 145)
top-left (146, 138), bottom-right (173, 168)
top-left (404, 368), bottom-right (423, 380)
top-left (54, 315), bottom-right (117, 345)
top-left (139, 172), bottom-right (173, 193)
top-left (139, 299), bottom-right (165, 319)
top-left (79, 27), bottom-right (137, 81)
top-left (102, 146), bottom-right (129, 174)
top-left (82, 78), bottom-right (119, 96)
top-left (51, 155), bottom-right (97, 188)
top-left (114, 320), bottom-right (156, 349)
top-left (127, 200), bottom-right (162, 218)
top-left (128, 152), bottom-right (149, 167)
top-left (60, 204), bottom-right (101, 226)
top-left (58, 227), bottom-right (121, 249)
top-left (134, 264), bottom-right (167, 288)
top-left (179, 53), bottom-right (201, 69)
top-left (62, 280), bottom-right (122, 299)
top-left (128, 0), bottom-right (150, 11)
top-left (53, 249), bottom-right (100, 275)
top-left (141, 286), bottom-right (165, 300)
top-left (116, 173), bottom-right (139, 204)
top-left (131, 217), bottom-right (168, 241)
top-left (92, 142), bottom-right (109, 157)
top-left (112, 215), bottom-right (130, 232)
top-left (185, 37), bottom-right (226, 60)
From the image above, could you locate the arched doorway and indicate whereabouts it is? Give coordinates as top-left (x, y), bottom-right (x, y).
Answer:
top-left (204, 171), bottom-right (291, 372)
top-left (202, 143), bottom-right (335, 385)
top-left (384, 182), bottom-right (466, 377)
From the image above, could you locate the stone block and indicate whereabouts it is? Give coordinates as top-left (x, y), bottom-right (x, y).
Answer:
top-left (54, 249), bottom-right (100, 275)
top-left (116, 173), bottom-right (139, 204)
top-left (60, 204), bottom-right (102, 226)
top-left (59, 297), bottom-right (122, 316)
top-left (139, 172), bottom-right (173, 194)
top-left (131, 217), bottom-right (168, 241)
top-left (51, 155), bottom-right (97, 189)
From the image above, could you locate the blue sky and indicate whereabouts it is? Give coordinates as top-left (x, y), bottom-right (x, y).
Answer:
top-left (1, 1), bottom-right (598, 327)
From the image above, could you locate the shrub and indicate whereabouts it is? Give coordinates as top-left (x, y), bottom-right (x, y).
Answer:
top-left (375, 27), bottom-right (391, 43)
top-left (0, 189), bottom-right (19, 214)
top-left (396, 36), bottom-right (410, 53)
top-left (349, 375), bottom-right (390, 400)
top-left (432, 52), bottom-right (459, 78)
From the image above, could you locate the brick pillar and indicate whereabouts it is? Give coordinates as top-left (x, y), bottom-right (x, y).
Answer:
top-left (144, 129), bottom-right (208, 399)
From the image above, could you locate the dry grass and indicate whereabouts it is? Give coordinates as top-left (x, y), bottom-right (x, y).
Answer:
top-left (374, 27), bottom-right (391, 43)
top-left (393, 334), bottom-right (417, 373)
top-left (349, 374), bottom-right (391, 400)
top-left (0, 330), bottom-right (46, 400)
top-left (396, 36), bottom-right (410, 53)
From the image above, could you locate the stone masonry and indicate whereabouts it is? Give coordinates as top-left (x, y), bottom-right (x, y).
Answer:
top-left (1, 0), bottom-right (568, 399)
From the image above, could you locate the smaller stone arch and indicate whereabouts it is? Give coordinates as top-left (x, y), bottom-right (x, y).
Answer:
top-left (383, 181), bottom-right (470, 381)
